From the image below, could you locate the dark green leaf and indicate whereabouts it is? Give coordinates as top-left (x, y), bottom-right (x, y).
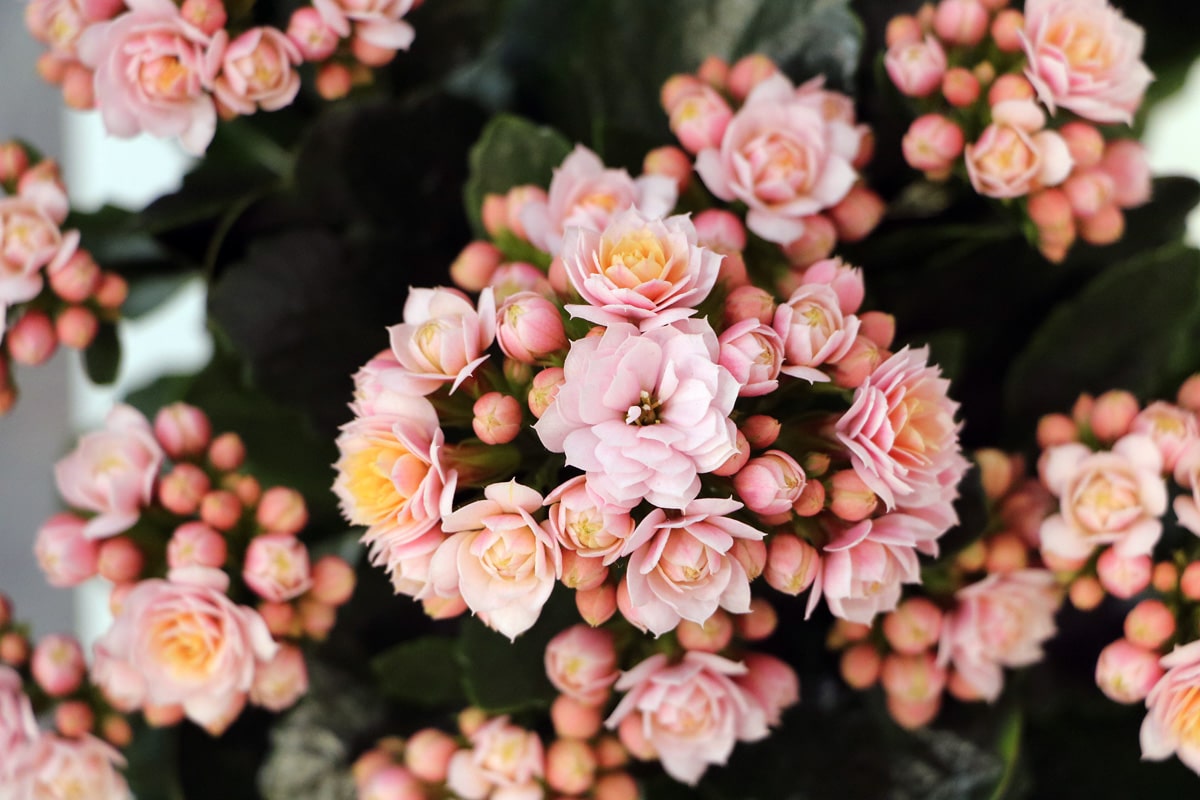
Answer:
top-left (372, 636), bottom-right (466, 708)
top-left (121, 271), bottom-right (198, 319)
top-left (83, 321), bottom-right (121, 385)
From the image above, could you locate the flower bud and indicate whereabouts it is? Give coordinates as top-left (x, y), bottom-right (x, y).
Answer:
top-left (1064, 169), bottom-right (1115, 220)
top-left (504, 185), bottom-right (547, 242)
top-left (53, 306), bottom-right (97, 350)
top-left (828, 185), bottom-right (885, 243)
top-left (200, 490), bottom-right (243, 531)
top-left (167, 522), bottom-right (227, 570)
top-left (781, 214), bottom-right (837, 268)
top-left (60, 64), bottom-right (95, 109)
top-left (712, 429), bottom-right (751, 477)
top-left (740, 415), bottom-right (780, 451)
top-left (1090, 390), bottom-right (1139, 442)
top-left (97, 537), bottom-right (144, 583)
top-left (244, 533), bottom-right (312, 602)
top-left (942, 67), bottom-right (980, 108)
top-left (7, 311), bottom-right (57, 366)
top-left (552, 694), bottom-right (603, 739)
top-left (990, 9), bottom-right (1024, 52)
top-left (902, 115), bottom-right (964, 178)
top-left (594, 772), bottom-right (640, 800)
top-left (1029, 189), bottom-right (1076, 258)
top-left (546, 738), bottom-right (597, 796)
top-left (1095, 639), bottom-right (1163, 704)
top-left (984, 532), bottom-right (1028, 574)
top-left (180, 0), bottom-right (226, 36)
top-left (1153, 561), bottom-right (1178, 594)
top-left (286, 7), bottom-right (338, 61)
top-left (617, 713), bottom-right (657, 761)
top-left (974, 449), bottom-right (1014, 500)
top-left (730, 537), bottom-right (767, 582)
top-left (1078, 203), bottom-right (1124, 246)
top-left (833, 335), bottom-right (884, 389)
top-left (108, 583), bottom-right (135, 617)
top-left (207, 432), bottom-right (245, 471)
top-left (311, 555), bottom-right (356, 606)
top-left (882, 597), bottom-right (943, 656)
top-left (0, 142), bottom-right (29, 184)
top-left (158, 463), bottom-right (211, 515)
top-left (615, 578), bottom-right (646, 632)
top-left (1124, 599), bottom-right (1175, 650)
top-left (829, 469), bottom-right (879, 522)
top-left (299, 597), bottom-right (337, 639)
top-left (351, 35), bottom-right (396, 67)
top-left (31, 634), bottom-right (85, 696)
top-left (933, 0), bottom-right (988, 46)
top-left (94, 272), bottom-right (128, 309)
top-left (450, 241), bottom-right (502, 293)
top-left (36, 53), bottom-right (68, 85)
top-left (99, 715), bottom-right (133, 748)
top-left (676, 610), bottom-right (734, 653)
top-left (1100, 140), bottom-right (1152, 209)
top-left (360, 766), bottom-right (422, 800)
top-left (34, 513), bottom-right (99, 587)
top-left (881, 651), bottom-right (947, 704)
top-left (1180, 562), bottom-right (1200, 600)
top-left (735, 450), bottom-right (806, 516)
top-left (143, 703), bottom-right (185, 728)
top-left (55, 701), bottom-right (95, 737)
top-left (792, 479), bottom-right (826, 518)
top-left (154, 403), bottom-right (212, 459)
top-left (49, 251), bottom-right (101, 303)
top-left (724, 285), bottom-right (775, 326)
top-left (886, 15), bottom-right (922, 47)
top-left (1059, 122), bottom-right (1104, 170)
top-left (470, 391), bottom-right (522, 446)
top-left (841, 643), bottom-right (882, 689)
top-left (697, 55), bottom-right (729, 87)
top-left (0, 632), bottom-right (29, 666)
top-left (1096, 549), bottom-right (1151, 599)
top-left (1068, 575), bottom-right (1105, 610)
top-left (727, 54), bottom-right (778, 102)
top-left (528, 367), bottom-right (564, 419)
top-left (481, 193), bottom-right (508, 238)
top-left (560, 550), bottom-right (609, 591)
top-left (575, 583), bottom-right (617, 626)
top-left (497, 292), bottom-right (566, 365)
top-left (315, 63), bottom-right (352, 100)
top-left (765, 534), bottom-right (819, 596)
top-left (1036, 412), bottom-right (1078, 448)
top-left (886, 36), bottom-right (947, 98)
top-left (644, 145), bottom-right (693, 194)
top-left (257, 486), bottom-right (308, 535)
top-left (737, 597), bottom-right (777, 641)
top-left (230, 474), bottom-right (261, 508)
top-left (404, 728), bottom-right (458, 783)
top-left (259, 601), bottom-right (298, 638)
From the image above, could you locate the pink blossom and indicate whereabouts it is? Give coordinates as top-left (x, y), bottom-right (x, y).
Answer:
top-left (695, 74), bottom-right (861, 245)
top-left (620, 497), bottom-right (764, 636)
top-left (801, 257), bottom-right (864, 315)
top-left (734, 450), bottom-right (805, 516)
top-left (735, 652), bottom-right (800, 727)
top-left (249, 643), bottom-right (309, 712)
top-left (213, 27), bottom-right (302, 116)
top-left (965, 122), bottom-right (1073, 199)
top-left (938, 569), bottom-right (1061, 702)
top-left (8, 733), bottom-right (130, 799)
top-left (1038, 434), bottom-right (1167, 559)
top-left (34, 512), bottom-right (99, 587)
top-left (606, 652), bottom-right (768, 785)
top-left (884, 36), bottom-right (948, 98)
top-left (544, 475), bottom-right (635, 564)
top-left (1096, 638), bottom-right (1163, 704)
top-left (467, 716), bottom-right (544, 788)
top-left (488, 262), bottom-right (554, 303)
top-left (562, 209), bottom-right (722, 329)
top-left (1021, 0), bottom-right (1153, 125)
top-left (1101, 140), bottom-right (1152, 208)
top-left (544, 625), bottom-right (618, 706)
top-left (427, 481), bottom-right (561, 641)
top-left (835, 347), bottom-right (962, 511)
top-left (667, 82), bottom-right (734, 154)
top-left (773, 282), bottom-right (860, 383)
top-left (92, 567), bottom-right (277, 734)
top-left (387, 287), bottom-right (496, 394)
top-left (242, 534), bottom-right (312, 602)
top-left (496, 291), bottom-right (567, 363)
top-left (718, 318), bottom-right (784, 397)
top-left (0, 198), bottom-right (78, 341)
top-left (520, 145), bottom-right (677, 256)
top-left (313, 0), bottom-right (414, 50)
top-left (54, 404), bottom-right (165, 539)
top-left (1141, 640), bottom-right (1200, 773)
top-left (0, 666), bottom-right (39, 782)
top-left (77, 0), bottom-right (225, 155)
top-left (1130, 401), bottom-right (1197, 472)
top-left (535, 320), bottom-right (739, 510)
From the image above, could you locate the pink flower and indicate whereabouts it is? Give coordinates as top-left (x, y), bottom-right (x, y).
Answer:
top-left (544, 475), bottom-right (635, 564)
top-left (488, 261), bottom-right (554, 303)
top-left (9, 734), bottom-right (130, 799)
top-left (562, 208), bottom-right (722, 329)
top-left (772, 282), bottom-right (860, 383)
top-left (467, 716), bottom-right (544, 788)
top-left (835, 347), bottom-right (962, 511)
top-left (0, 198), bottom-right (78, 340)
top-left (938, 570), bottom-right (1061, 702)
top-left (0, 666), bottom-right (39, 782)
top-left (312, 0), bottom-right (416, 51)
top-left (1130, 401), bottom-right (1197, 472)
top-left (520, 145), bottom-right (677, 256)
top-left (91, 567), bottom-right (277, 734)
top-left (1021, 0), bottom-right (1153, 125)
top-left (535, 320), bottom-right (739, 510)
top-left (801, 257), bottom-right (865, 314)
top-left (387, 287), bottom-right (496, 394)
top-left (965, 121), bottom-right (1073, 199)
top-left (1038, 434), bottom-right (1167, 559)
top-left (696, 74), bottom-right (860, 245)
top-left (606, 652), bottom-right (768, 785)
top-left (249, 643), bottom-right (309, 712)
top-left (544, 625), bottom-right (618, 706)
top-left (77, 0), bottom-right (224, 155)
top-left (884, 35), bottom-right (948, 98)
top-left (1096, 639), bottom-right (1163, 704)
top-left (1141, 640), bottom-right (1200, 773)
top-left (34, 513), bottom-right (100, 587)
top-left (242, 534), bottom-right (312, 602)
top-left (213, 27), bottom-right (302, 116)
top-left (718, 318), bottom-right (784, 397)
top-left (667, 81), bottom-right (734, 154)
top-left (496, 291), bottom-right (567, 364)
top-left (734, 450), bottom-right (806, 516)
top-left (54, 404), bottom-right (165, 539)
top-left (735, 652), bottom-right (800, 727)
top-left (620, 497), bottom-right (764, 636)
top-left (427, 481), bottom-right (561, 641)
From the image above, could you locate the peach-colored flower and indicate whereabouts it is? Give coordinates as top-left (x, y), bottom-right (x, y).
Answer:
top-left (0, 665), bottom-right (39, 782)
top-left (884, 35), bottom-right (947, 98)
top-left (773, 282), bottom-right (860, 383)
top-left (249, 643), bottom-right (308, 712)
top-left (965, 120), bottom-right (1072, 199)
top-left (718, 318), bottom-right (784, 397)
top-left (468, 716), bottom-right (544, 788)
top-left (9, 733), bottom-right (130, 799)
top-left (213, 26), bottom-right (302, 116)
top-left (312, 0), bottom-right (415, 51)
top-left (544, 475), bottom-right (634, 565)
top-left (1141, 639), bottom-right (1200, 773)
top-left (242, 534), bottom-right (312, 602)
top-left (387, 287), bottom-right (496, 394)
top-left (544, 625), bottom-right (618, 706)
top-left (0, 198), bottom-right (78, 342)
top-left (1130, 401), bottom-right (1197, 473)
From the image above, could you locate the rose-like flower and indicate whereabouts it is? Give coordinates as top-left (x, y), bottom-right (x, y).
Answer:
top-left (427, 481), bottom-right (561, 641)
top-left (387, 287), bottom-right (496, 394)
top-left (468, 716), bottom-right (544, 788)
top-left (249, 643), bottom-right (309, 712)
top-left (965, 121), bottom-right (1072, 199)
top-left (520, 145), bottom-right (677, 256)
top-left (562, 209), bottom-right (722, 329)
top-left (0, 198), bottom-right (78, 342)
top-left (54, 404), bottom-right (164, 539)
top-left (606, 652), bottom-right (768, 785)
top-left (735, 652), bottom-right (800, 727)
top-left (34, 512), bottom-right (100, 587)
top-left (312, 0), bottom-right (416, 51)
top-left (535, 320), bottom-right (739, 510)
top-left (1141, 640), bottom-right (1200, 773)
top-left (545, 475), bottom-right (635, 564)
top-left (77, 0), bottom-right (224, 155)
top-left (1038, 434), bottom-right (1167, 559)
top-left (938, 569), bottom-right (1061, 702)
top-left (91, 567), bottom-right (277, 734)
top-left (884, 35), bottom-right (948, 98)
top-left (1130, 401), bottom-right (1197, 472)
top-left (544, 625), bottom-right (618, 706)
top-left (620, 497), bottom-right (765, 636)
top-left (8, 733), bottom-right (130, 800)
top-left (772, 282), bottom-right (860, 383)
top-left (835, 347), bottom-right (961, 511)
top-left (213, 27), bottom-right (302, 116)
top-left (0, 666), bottom-right (38, 782)
top-left (696, 74), bottom-right (861, 245)
top-left (718, 319), bottom-right (784, 397)
top-left (1021, 0), bottom-right (1153, 125)
top-left (242, 534), bottom-right (312, 602)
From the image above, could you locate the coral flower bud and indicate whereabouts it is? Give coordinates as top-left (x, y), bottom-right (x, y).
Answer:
top-left (351, 36), bottom-right (396, 67)
top-left (207, 432), bottom-right (246, 471)
top-left (0, 142), bottom-right (29, 184)
top-left (1096, 549), bottom-right (1151, 599)
top-left (1078, 204), bottom-right (1124, 246)
top-left (933, 0), bottom-right (988, 46)
top-left (1095, 638), bottom-right (1163, 704)
top-left (841, 643), bottom-right (882, 689)
top-left (360, 766), bottom-right (422, 800)
top-left (100, 715), bottom-right (133, 748)
top-left (740, 415), bottom-right (781, 451)
top-left (55, 701), bottom-right (95, 737)
top-left (1152, 561), bottom-right (1178, 594)
top-left (528, 367), bottom-right (564, 419)
top-left (833, 335), bottom-right (884, 389)
top-left (504, 185), bottom-right (547, 242)
top-left (34, 513), bottom-right (99, 588)
top-left (287, 7), bottom-right (338, 62)
top-left (299, 598), bottom-right (337, 639)
top-left (473, 391), bottom-right (524, 445)
top-left (830, 469), bottom-right (879, 522)
top-left (984, 532), bottom-right (1028, 574)
top-left (450, 241), bottom-right (502, 293)
top-left (724, 285), bottom-right (775, 326)
top-left (547, 738), bottom-right (597, 796)
top-left (94, 273), bottom-right (128, 309)
top-left (737, 597), bottom-right (778, 640)
top-left (886, 36), bottom-right (947, 98)
top-left (1036, 413), bottom-right (1078, 448)
top-left (1060, 122), bottom-right (1105, 170)
top-left (257, 486), bottom-right (308, 535)
top-left (781, 214), bottom-right (837, 268)
top-left (49, 251), bottom-right (101, 303)
top-left (55, 306), bottom-right (98, 349)
top-left (1180, 562), bottom-right (1200, 601)
top-left (159, 463), bottom-right (211, 515)
top-left (154, 403), bottom-right (212, 459)
top-left (676, 610), bottom-right (734, 653)
top-left (643, 146), bottom-right (693, 192)
top-left (315, 63), bottom-right (353, 100)
top-left (730, 537), bottom-right (768, 581)
top-left (32, 634), bottom-right (85, 696)
top-left (765, 534), bottom-right (819, 596)
top-left (61, 64), bottom-right (96, 110)
top-left (561, 550), bottom-right (608, 591)
top-left (987, 74), bottom-right (1035, 105)
top-left (1068, 575), bottom-right (1105, 610)
top-left (942, 67), bottom-right (980, 108)
top-left (553, 694), bottom-right (604, 739)
top-left (736, 450), bottom-right (806, 516)
top-left (727, 53), bottom-right (778, 101)
top-left (792, 479), bottom-right (826, 518)
top-left (231, 475), bottom-right (261, 507)
top-left (497, 293), bottom-right (567, 365)
top-left (617, 713), bottom-right (657, 761)
top-left (697, 55), bottom-right (729, 87)
top-left (1064, 169), bottom-right (1115, 219)
top-left (882, 652), bottom-right (947, 704)
top-left (1179, 375), bottom-right (1200, 413)
top-left (404, 728), bottom-right (458, 783)
top-left (1100, 140), bottom-right (1152, 209)
top-left (882, 597), bottom-right (943, 655)
top-left (1029, 189), bottom-right (1076, 255)
top-left (991, 9), bottom-right (1024, 53)
top-left (575, 583), bottom-right (617, 627)
top-left (0, 632), bottom-right (30, 666)
top-left (200, 490), bottom-right (243, 531)
top-left (712, 430), bottom-right (751, 478)
top-left (258, 601), bottom-right (297, 638)
top-left (481, 193), bottom-right (508, 237)
top-left (829, 185), bottom-right (885, 243)
top-left (180, 0), bottom-right (226, 36)
top-left (244, 533), bottom-right (312, 602)
top-left (167, 522), bottom-right (227, 570)
top-left (888, 695), bottom-right (942, 731)
top-left (311, 555), bottom-right (356, 606)
top-left (902, 114), bottom-right (964, 178)
top-left (594, 772), bottom-right (639, 800)
top-left (97, 537), bottom-right (144, 583)
top-left (1090, 390), bottom-right (1139, 442)
top-left (1125, 599), bottom-right (1175, 650)
top-left (975, 449), bottom-right (1015, 500)
top-left (143, 703), bottom-right (186, 727)
top-left (7, 311), bottom-right (57, 366)
top-left (856, 311), bottom-right (895, 350)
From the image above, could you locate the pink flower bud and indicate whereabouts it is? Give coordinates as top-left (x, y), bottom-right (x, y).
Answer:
top-left (7, 311), bottom-right (57, 366)
top-left (49, 251), bottom-right (101, 303)
top-left (361, 766), bottom-right (423, 800)
top-left (575, 583), bottom-right (617, 626)
top-left (258, 601), bottom-right (297, 638)
top-left (180, 0), bottom-right (226, 36)
top-left (792, 479), bottom-right (826, 518)
top-left (450, 241), bottom-right (502, 293)
top-left (546, 738), bottom-right (597, 796)
top-left (200, 490), bottom-right (242, 531)
top-left (208, 432), bottom-right (246, 471)
top-left (472, 391), bottom-right (523, 446)
top-left (829, 185), bottom-right (885, 243)
top-left (712, 429), bottom-right (751, 478)
top-left (94, 273), bottom-right (128, 309)
top-left (403, 728), bottom-right (458, 783)
top-left (881, 651), bottom-right (947, 703)
top-left (249, 643), bottom-right (309, 712)
top-left (829, 470), bottom-right (879, 522)
top-left (737, 597), bottom-right (777, 640)
top-left (561, 550), bottom-right (608, 591)
top-left (616, 713), bottom-right (657, 761)
top-left (504, 185), bottom-right (548, 242)
top-left (661, 74), bottom-right (703, 111)
top-left (528, 367), bottom-right (564, 419)
top-left (886, 15), bottom-right (923, 47)
top-left (311, 555), bottom-right (356, 606)
top-left (735, 450), bottom-right (806, 516)
top-left (833, 335), bottom-right (884, 389)
top-left (643, 146), bottom-right (692, 192)
top-left (990, 9), bottom-right (1024, 52)
top-left (1179, 375), bottom-right (1200, 413)
top-left (933, 0), bottom-right (988, 46)
top-left (1036, 412), bottom-right (1078, 447)
top-left (1029, 189), bottom-right (1076, 256)
top-left (1124, 599), bottom-right (1175, 650)
top-left (1068, 575), bottom-right (1105, 610)
top-left (0, 632), bottom-right (29, 666)
top-left (594, 772), bottom-right (639, 800)
top-left (781, 215), bottom-right (837, 268)
top-left (287, 7), bottom-right (338, 61)
top-left (740, 415), bottom-right (781, 450)
top-left (547, 255), bottom-right (570, 296)
top-left (1059, 122), bottom-right (1104, 170)
top-left (987, 74), bottom-right (1036, 106)
top-left (984, 532), bottom-right (1028, 574)
top-left (974, 449), bottom-right (1015, 500)
top-left (232, 474), bottom-right (261, 507)
top-left (1096, 549), bottom-right (1151, 599)
top-left (1090, 390), bottom-right (1139, 442)
top-left (315, 63), bottom-right (352, 100)
top-left (61, 63), bottom-right (95, 110)
top-left (882, 597), bottom-right (943, 655)
top-left (676, 610), bottom-right (734, 653)
top-left (158, 463), bottom-right (210, 515)
top-left (902, 114), bottom-right (964, 177)
top-left (719, 319), bottom-right (784, 398)
top-left (1182, 563), bottom-right (1200, 600)
top-left (34, 513), bottom-right (98, 587)
top-left (697, 56), bottom-right (729, 88)
top-left (1064, 168), bottom-right (1115, 219)
top-left (727, 54), bottom-right (779, 102)
top-left (31, 633), bottom-right (85, 696)
top-left (497, 292), bottom-right (567, 364)
top-left (97, 537), bottom-right (143, 583)
top-left (669, 84), bottom-right (733, 154)
top-left (54, 306), bottom-right (97, 349)
top-left (885, 36), bottom-right (947, 98)
top-left (851, 312), bottom-right (893, 351)
top-left (1152, 561), bottom-right (1178, 593)
top-left (724, 285), bottom-right (775, 326)
top-left (802, 257), bottom-right (865, 314)
top-left (888, 694), bottom-right (942, 729)
top-left (36, 53), bottom-right (67, 85)
top-left (244, 533), bottom-right (312, 602)
top-left (615, 578), bottom-right (646, 632)
top-left (142, 703), bottom-right (185, 728)
top-left (594, 736), bottom-right (628, 769)
top-left (1100, 140), bottom-right (1151, 209)
top-left (694, 209), bottom-right (747, 253)
top-left (841, 643), bottom-right (882, 689)
top-left (481, 193), bottom-right (509, 238)
top-left (154, 403), bottom-right (212, 459)
top-left (941, 67), bottom-right (981, 108)
top-left (765, 534), bottom-right (819, 595)
top-left (299, 598), bottom-right (337, 639)
top-left (351, 36), bottom-right (396, 67)
top-left (1078, 203), bottom-right (1124, 246)
top-left (257, 486), bottom-right (308, 535)
top-left (730, 537), bottom-right (768, 581)
top-left (167, 522), bottom-right (227, 570)
top-left (552, 694), bottom-right (603, 739)
top-left (0, 142), bottom-right (29, 184)
top-left (1095, 639), bottom-right (1163, 704)
top-left (55, 700), bottom-right (95, 737)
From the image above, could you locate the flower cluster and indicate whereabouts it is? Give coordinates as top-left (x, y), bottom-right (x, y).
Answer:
top-left (24, 0), bottom-right (422, 154)
top-left (884, 0), bottom-right (1153, 262)
top-left (0, 140), bottom-right (125, 417)
top-left (0, 592), bottom-right (131, 799)
top-left (40, 402), bottom-right (356, 735)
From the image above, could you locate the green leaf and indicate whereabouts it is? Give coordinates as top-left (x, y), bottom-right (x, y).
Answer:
top-left (463, 114), bottom-right (572, 237)
top-left (988, 708), bottom-right (1023, 800)
top-left (372, 636), bottom-right (467, 708)
top-left (83, 321), bottom-right (121, 385)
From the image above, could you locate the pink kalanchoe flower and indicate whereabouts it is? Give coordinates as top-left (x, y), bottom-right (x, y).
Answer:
top-left (544, 625), bottom-right (619, 706)
top-left (562, 208), bottom-right (723, 329)
top-left (1141, 639), bottom-right (1200, 773)
top-left (801, 257), bottom-right (865, 315)
top-left (54, 404), bottom-right (165, 540)
top-left (312, 0), bottom-right (416, 51)
top-left (387, 287), bottom-right (496, 394)
top-left (488, 261), bottom-right (555, 303)
top-left (520, 145), bottom-right (677, 256)
top-left (427, 481), bottom-right (561, 641)
top-left (1173, 442), bottom-right (1200, 537)
top-left (884, 35), bottom-right (948, 98)
top-left (77, 0), bottom-right (225, 155)
top-left (0, 665), bottom-right (39, 781)
top-left (965, 117), bottom-right (1073, 199)
top-left (34, 512), bottom-right (100, 587)
top-left (9, 733), bottom-right (130, 799)
top-left (1020, 0), bottom-right (1153, 125)
top-left (535, 320), bottom-right (739, 510)
top-left (695, 73), bottom-right (861, 245)
top-left (1129, 401), bottom-right (1197, 473)
top-left (496, 291), bottom-right (567, 364)
top-left (718, 318), bottom-right (784, 397)
top-left (91, 566), bottom-right (277, 734)
top-left (242, 533), bottom-right (312, 602)
top-left (734, 450), bottom-right (806, 516)
top-left (213, 26), bottom-right (302, 116)
top-left (735, 652), bottom-right (800, 727)
top-left (772, 282), bottom-right (860, 383)
top-left (544, 475), bottom-right (635, 565)
top-left (467, 715), bottom-right (544, 788)
top-left (249, 643), bottom-right (309, 712)
top-left (606, 651), bottom-right (769, 785)
top-left (0, 198), bottom-right (79, 342)
top-left (1038, 434), bottom-right (1167, 560)
top-left (666, 80), bottom-right (734, 154)
top-left (835, 347), bottom-right (961, 511)
top-left (620, 497), bottom-right (765, 636)
top-left (938, 569), bottom-right (1061, 702)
